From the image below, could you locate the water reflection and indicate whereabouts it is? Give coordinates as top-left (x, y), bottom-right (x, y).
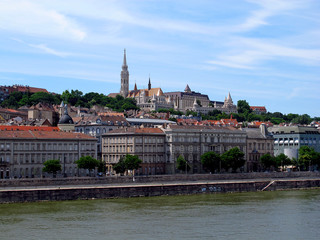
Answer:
top-left (0, 189), bottom-right (320, 240)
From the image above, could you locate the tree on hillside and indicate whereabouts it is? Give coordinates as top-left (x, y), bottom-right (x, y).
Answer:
top-left (61, 89), bottom-right (83, 106)
top-left (75, 156), bottom-right (100, 176)
top-left (29, 92), bottom-right (61, 105)
top-left (43, 159), bottom-right (61, 177)
top-left (201, 151), bottom-right (221, 173)
top-left (221, 147), bottom-right (245, 172)
top-left (292, 114), bottom-right (312, 125)
top-left (237, 100), bottom-right (251, 114)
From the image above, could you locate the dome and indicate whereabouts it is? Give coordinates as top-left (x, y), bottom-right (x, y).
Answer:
top-left (58, 104), bottom-right (74, 124)
top-left (58, 114), bottom-right (74, 124)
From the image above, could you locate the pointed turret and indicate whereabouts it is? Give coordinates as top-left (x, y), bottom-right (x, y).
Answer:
top-left (148, 76), bottom-right (151, 90)
top-left (227, 92), bottom-right (231, 101)
top-left (227, 92), bottom-right (233, 104)
top-left (134, 82), bottom-right (137, 91)
top-left (184, 84), bottom-right (191, 93)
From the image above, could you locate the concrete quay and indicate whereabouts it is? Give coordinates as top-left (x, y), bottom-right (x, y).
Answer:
top-left (1, 175), bottom-right (320, 203)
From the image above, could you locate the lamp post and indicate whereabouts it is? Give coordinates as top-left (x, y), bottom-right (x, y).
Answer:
top-left (63, 155), bottom-right (66, 177)
top-left (185, 159), bottom-right (188, 175)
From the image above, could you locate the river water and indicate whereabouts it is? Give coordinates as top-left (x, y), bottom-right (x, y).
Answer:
top-left (1, 189), bottom-right (320, 240)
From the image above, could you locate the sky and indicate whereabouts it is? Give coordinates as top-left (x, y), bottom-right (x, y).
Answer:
top-left (0, 0), bottom-right (319, 117)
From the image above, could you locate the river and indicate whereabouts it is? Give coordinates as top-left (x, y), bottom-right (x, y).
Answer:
top-left (0, 189), bottom-right (320, 240)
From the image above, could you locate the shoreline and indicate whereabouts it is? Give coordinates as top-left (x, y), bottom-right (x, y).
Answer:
top-left (1, 177), bottom-right (320, 203)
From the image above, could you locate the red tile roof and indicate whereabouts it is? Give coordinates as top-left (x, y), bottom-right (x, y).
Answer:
top-left (0, 130), bottom-right (96, 140)
top-left (0, 108), bottom-right (27, 115)
top-left (250, 106), bottom-right (267, 112)
top-left (0, 126), bottom-right (60, 131)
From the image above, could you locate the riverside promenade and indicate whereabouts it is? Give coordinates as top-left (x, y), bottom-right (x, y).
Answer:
top-left (1, 172), bottom-right (320, 203)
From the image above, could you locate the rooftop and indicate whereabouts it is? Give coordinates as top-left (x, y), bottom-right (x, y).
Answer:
top-left (0, 130), bottom-right (97, 140)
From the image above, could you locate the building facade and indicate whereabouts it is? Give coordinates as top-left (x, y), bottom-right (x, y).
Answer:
top-left (161, 125), bottom-right (247, 174)
top-left (268, 126), bottom-right (320, 159)
top-left (74, 115), bottom-right (129, 159)
top-left (0, 127), bottom-right (97, 179)
top-left (244, 124), bottom-right (274, 172)
top-left (102, 127), bottom-right (166, 175)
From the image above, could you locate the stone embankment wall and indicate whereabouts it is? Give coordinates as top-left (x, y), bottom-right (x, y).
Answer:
top-left (1, 171), bottom-right (320, 187)
top-left (1, 178), bottom-right (320, 203)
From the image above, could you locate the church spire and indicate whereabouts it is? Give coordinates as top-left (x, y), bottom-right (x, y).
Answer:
top-left (122, 49), bottom-right (127, 67)
top-left (120, 49), bottom-right (129, 97)
top-left (148, 75), bottom-right (151, 90)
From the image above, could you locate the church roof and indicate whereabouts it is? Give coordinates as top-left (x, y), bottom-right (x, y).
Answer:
top-left (127, 87), bottom-right (164, 98)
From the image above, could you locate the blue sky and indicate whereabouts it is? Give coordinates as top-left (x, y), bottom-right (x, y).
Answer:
top-left (0, 0), bottom-right (319, 116)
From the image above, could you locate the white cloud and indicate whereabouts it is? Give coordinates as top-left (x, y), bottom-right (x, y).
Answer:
top-left (206, 60), bottom-right (252, 69)
top-left (11, 38), bottom-right (71, 57)
top-left (28, 44), bottom-right (70, 57)
top-left (235, 0), bottom-right (305, 32)
top-left (0, 0), bottom-right (86, 41)
top-left (207, 37), bottom-right (320, 70)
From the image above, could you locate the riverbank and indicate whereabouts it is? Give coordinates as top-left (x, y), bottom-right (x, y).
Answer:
top-left (1, 176), bottom-right (320, 203)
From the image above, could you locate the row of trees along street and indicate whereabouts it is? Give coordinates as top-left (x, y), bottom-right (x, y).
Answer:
top-left (260, 146), bottom-right (320, 171)
top-left (42, 146), bottom-right (320, 178)
top-left (42, 156), bottom-right (103, 177)
top-left (113, 154), bottom-right (142, 175)
top-left (200, 147), bottom-right (245, 173)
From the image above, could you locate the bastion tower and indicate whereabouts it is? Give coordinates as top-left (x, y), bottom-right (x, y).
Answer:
top-left (120, 49), bottom-right (129, 98)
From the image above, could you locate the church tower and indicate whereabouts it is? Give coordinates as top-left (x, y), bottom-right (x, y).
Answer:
top-left (120, 49), bottom-right (129, 97)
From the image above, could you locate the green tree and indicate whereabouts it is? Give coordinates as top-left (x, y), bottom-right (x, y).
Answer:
top-left (299, 146), bottom-right (320, 170)
top-left (237, 100), bottom-right (251, 114)
top-left (29, 92), bottom-right (60, 105)
top-left (42, 159), bottom-right (61, 177)
top-left (75, 156), bottom-right (100, 176)
top-left (168, 117), bottom-right (177, 122)
top-left (177, 155), bottom-right (190, 172)
top-left (291, 157), bottom-right (302, 171)
top-left (221, 147), bottom-right (245, 172)
top-left (124, 154), bottom-right (142, 173)
top-left (201, 151), bottom-right (221, 173)
top-left (260, 153), bottom-right (277, 171)
top-left (98, 160), bottom-right (107, 173)
top-left (293, 114), bottom-right (312, 125)
top-left (113, 157), bottom-right (126, 175)
top-left (275, 153), bottom-right (292, 171)
top-left (61, 89), bottom-right (83, 106)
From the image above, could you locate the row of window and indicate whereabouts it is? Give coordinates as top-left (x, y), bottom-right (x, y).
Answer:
top-left (103, 154), bottom-right (164, 163)
top-left (248, 142), bottom-right (272, 150)
top-left (104, 137), bottom-right (164, 144)
top-left (0, 142), bottom-right (96, 151)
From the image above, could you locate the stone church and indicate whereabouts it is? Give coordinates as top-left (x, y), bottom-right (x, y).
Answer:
top-left (110, 49), bottom-right (237, 114)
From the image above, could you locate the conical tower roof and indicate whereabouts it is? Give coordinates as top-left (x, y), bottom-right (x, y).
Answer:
top-left (184, 84), bottom-right (191, 93)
